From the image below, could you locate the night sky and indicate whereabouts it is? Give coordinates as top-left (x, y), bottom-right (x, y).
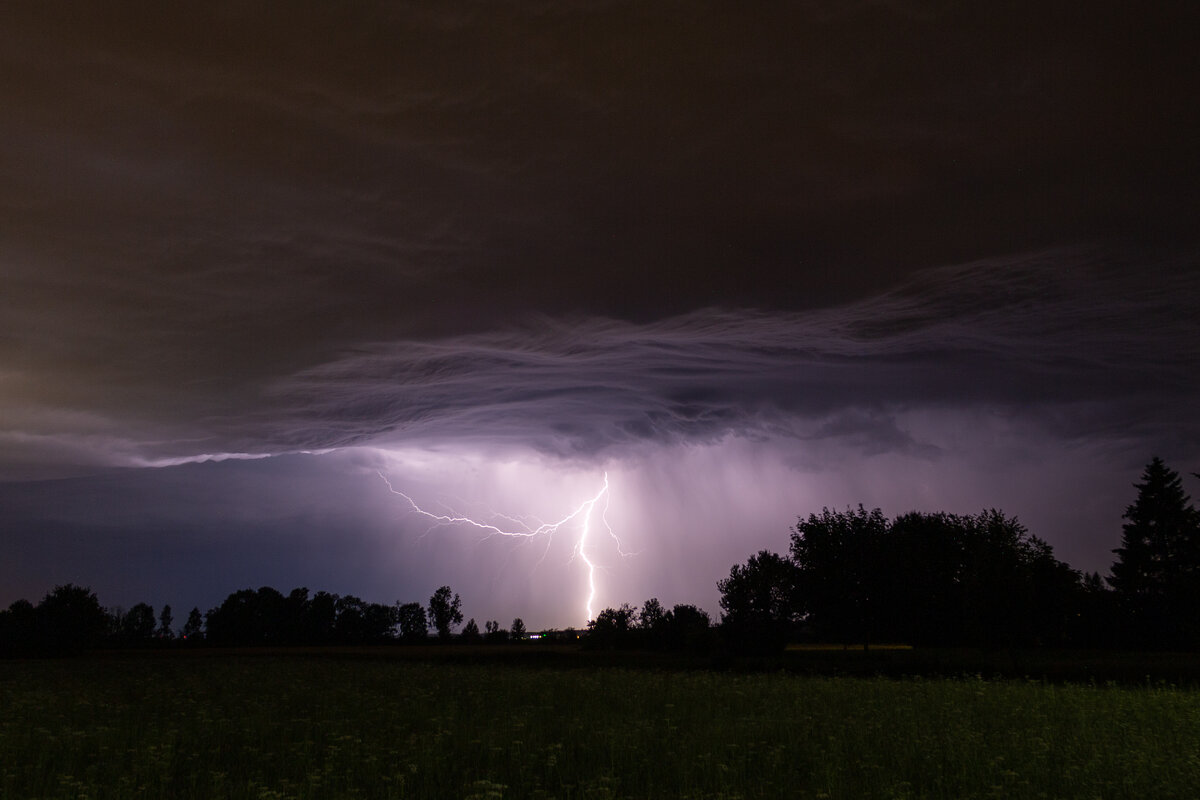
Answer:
top-left (3, 2), bottom-right (1198, 629)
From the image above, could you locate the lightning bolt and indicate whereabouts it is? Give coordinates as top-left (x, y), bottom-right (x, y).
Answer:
top-left (378, 470), bottom-right (633, 623)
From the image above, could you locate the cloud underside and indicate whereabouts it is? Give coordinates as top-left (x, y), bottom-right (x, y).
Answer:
top-left (3, 247), bottom-right (1197, 473)
top-left (245, 248), bottom-right (1197, 460)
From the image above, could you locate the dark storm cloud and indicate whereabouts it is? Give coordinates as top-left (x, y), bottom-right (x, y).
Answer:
top-left (3, 0), bottom-right (1196, 428)
top-left (251, 248), bottom-right (1199, 460)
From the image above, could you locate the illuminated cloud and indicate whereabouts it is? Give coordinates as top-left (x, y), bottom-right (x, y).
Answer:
top-left (252, 248), bottom-right (1198, 461)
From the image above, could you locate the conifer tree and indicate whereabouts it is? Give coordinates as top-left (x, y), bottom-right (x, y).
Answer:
top-left (181, 607), bottom-right (204, 640)
top-left (1109, 457), bottom-right (1200, 647)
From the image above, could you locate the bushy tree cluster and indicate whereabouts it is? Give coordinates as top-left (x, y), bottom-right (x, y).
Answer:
top-left (716, 458), bottom-right (1200, 652)
top-left (105, 602), bottom-right (156, 644)
top-left (585, 600), bottom-right (713, 653)
top-left (719, 507), bottom-right (1083, 651)
top-left (203, 587), bottom-right (399, 646)
top-left (717, 550), bottom-right (801, 654)
top-left (0, 585), bottom-right (106, 656)
top-left (203, 584), bottom-right (474, 646)
top-left (483, 619), bottom-right (509, 643)
top-left (396, 602), bottom-right (428, 642)
top-left (96, 601), bottom-right (192, 646)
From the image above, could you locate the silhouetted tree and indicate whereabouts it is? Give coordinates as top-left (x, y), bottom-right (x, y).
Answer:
top-left (586, 604), bottom-right (637, 649)
top-left (791, 506), bottom-right (888, 648)
top-left (123, 602), bottom-right (156, 642)
top-left (36, 584), bottom-right (107, 655)
top-left (363, 601), bottom-right (398, 643)
top-left (281, 587), bottom-right (311, 644)
top-left (158, 604), bottom-right (174, 639)
top-left (663, 604), bottom-right (712, 653)
top-left (255, 586), bottom-right (288, 641)
top-left (103, 606), bottom-right (124, 640)
top-left (638, 598), bottom-right (666, 632)
top-left (1020, 525), bottom-right (1086, 646)
top-left (510, 617), bottom-right (526, 640)
top-left (957, 509), bottom-right (1080, 647)
top-left (334, 595), bottom-right (370, 643)
top-left (484, 619), bottom-right (508, 643)
top-left (396, 602), bottom-right (427, 642)
top-left (0, 599), bottom-right (38, 656)
top-left (1071, 571), bottom-right (1117, 648)
top-left (461, 618), bottom-right (481, 642)
top-left (1109, 457), bottom-right (1200, 648)
top-left (718, 550), bottom-right (798, 654)
top-left (181, 607), bottom-right (204, 640)
top-left (634, 597), bottom-right (669, 649)
top-left (883, 511), bottom-right (969, 645)
top-left (325, 595), bottom-right (396, 644)
top-left (427, 586), bottom-right (463, 640)
top-left (204, 587), bottom-right (288, 645)
top-left (305, 591), bottom-right (339, 644)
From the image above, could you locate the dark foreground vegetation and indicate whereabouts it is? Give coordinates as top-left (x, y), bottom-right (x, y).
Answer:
top-left (3, 653), bottom-right (1200, 800)
top-left (3, 457), bottom-right (1198, 659)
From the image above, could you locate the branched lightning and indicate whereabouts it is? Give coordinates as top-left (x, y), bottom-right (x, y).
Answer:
top-left (378, 470), bottom-right (633, 623)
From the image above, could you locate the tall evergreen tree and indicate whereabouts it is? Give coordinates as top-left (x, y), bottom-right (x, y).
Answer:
top-left (1109, 457), bottom-right (1200, 648)
top-left (181, 607), bottom-right (204, 640)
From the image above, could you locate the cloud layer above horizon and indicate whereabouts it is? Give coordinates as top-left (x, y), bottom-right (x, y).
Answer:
top-left (5, 246), bottom-right (1196, 474)
top-left (262, 247), bottom-right (1199, 460)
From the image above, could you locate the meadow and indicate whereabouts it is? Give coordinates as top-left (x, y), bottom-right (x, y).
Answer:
top-left (2, 651), bottom-right (1199, 799)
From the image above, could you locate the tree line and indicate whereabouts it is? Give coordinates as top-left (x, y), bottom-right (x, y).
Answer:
top-left (586, 457), bottom-right (1200, 653)
top-left (0, 581), bottom-right (528, 656)
top-left (707, 456), bottom-right (1200, 653)
top-left (3, 457), bottom-right (1198, 656)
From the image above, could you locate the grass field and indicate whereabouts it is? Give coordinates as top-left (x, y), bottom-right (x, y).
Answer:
top-left (2, 651), bottom-right (1199, 799)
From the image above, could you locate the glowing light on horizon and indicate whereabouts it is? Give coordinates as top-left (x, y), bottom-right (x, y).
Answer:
top-left (377, 470), bottom-right (633, 623)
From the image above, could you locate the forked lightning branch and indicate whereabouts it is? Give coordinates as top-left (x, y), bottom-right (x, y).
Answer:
top-left (377, 471), bottom-right (633, 623)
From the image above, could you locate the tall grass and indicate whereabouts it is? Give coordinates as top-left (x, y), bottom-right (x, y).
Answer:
top-left (1, 655), bottom-right (1198, 799)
